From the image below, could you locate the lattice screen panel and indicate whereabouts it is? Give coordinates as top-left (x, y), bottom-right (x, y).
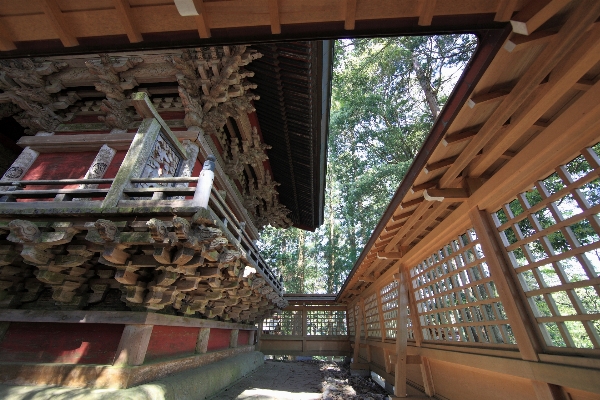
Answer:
top-left (492, 144), bottom-right (600, 351)
top-left (348, 305), bottom-right (356, 336)
top-left (410, 229), bottom-right (515, 345)
top-left (364, 292), bottom-right (381, 338)
top-left (262, 310), bottom-right (303, 335)
top-left (306, 310), bottom-right (347, 336)
top-left (381, 280), bottom-right (399, 338)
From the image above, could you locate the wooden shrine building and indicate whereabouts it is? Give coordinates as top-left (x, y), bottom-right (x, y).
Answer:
top-left (0, 0), bottom-right (600, 399)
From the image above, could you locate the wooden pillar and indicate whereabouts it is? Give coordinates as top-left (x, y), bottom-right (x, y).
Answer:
top-left (470, 208), bottom-right (566, 400)
top-left (403, 268), bottom-right (435, 397)
top-left (113, 324), bottom-right (153, 366)
top-left (257, 320), bottom-right (263, 352)
top-left (302, 307), bottom-right (308, 353)
top-left (102, 118), bottom-right (162, 208)
top-left (248, 330), bottom-right (256, 346)
top-left (352, 302), bottom-right (362, 364)
top-left (193, 154), bottom-right (215, 208)
top-left (393, 268), bottom-right (408, 398)
top-left (195, 327), bottom-right (210, 354)
top-left (469, 208), bottom-right (543, 360)
top-left (230, 329), bottom-right (239, 348)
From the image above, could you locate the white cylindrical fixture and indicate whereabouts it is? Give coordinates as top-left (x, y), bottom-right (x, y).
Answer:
top-left (193, 155), bottom-right (216, 208)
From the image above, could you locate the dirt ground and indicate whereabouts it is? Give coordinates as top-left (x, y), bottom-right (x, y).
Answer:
top-left (210, 358), bottom-right (428, 400)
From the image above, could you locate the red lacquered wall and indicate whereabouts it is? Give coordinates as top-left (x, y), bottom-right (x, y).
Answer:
top-left (144, 325), bottom-right (199, 362)
top-left (207, 328), bottom-right (231, 352)
top-left (0, 322), bottom-right (124, 364)
top-left (237, 330), bottom-right (250, 346)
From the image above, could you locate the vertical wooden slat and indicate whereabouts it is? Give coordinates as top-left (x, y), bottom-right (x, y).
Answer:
top-left (394, 268), bottom-right (408, 398)
top-left (376, 284), bottom-right (386, 342)
top-left (469, 208), bottom-right (543, 361)
top-left (352, 302), bottom-right (362, 365)
top-left (302, 307), bottom-right (308, 353)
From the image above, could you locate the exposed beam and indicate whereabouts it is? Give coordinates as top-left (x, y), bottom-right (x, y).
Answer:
top-left (504, 29), bottom-right (557, 52)
top-left (440, 0), bottom-right (600, 187)
top-left (269, 0), bottom-right (281, 34)
top-left (377, 252), bottom-right (403, 260)
top-left (418, 0), bottom-right (436, 26)
top-left (0, 22), bottom-right (16, 51)
top-left (358, 275), bottom-right (376, 282)
top-left (113, 0), bottom-right (143, 43)
top-left (424, 156), bottom-right (458, 174)
top-left (41, 0), bottom-right (79, 47)
top-left (412, 178), bottom-right (440, 192)
top-left (495, 0), bottom-right (519, 22)
top-left (423, 188), bottom-right (469, 202)
top-left (193, 0), bottom-right (211, 39)
top-left (441, 130), bottom-right (477, 146)
top-left (469, 22), bottom-right (600, 177)
top-left (386, 201), bottom-right (432, 251)
top-left (468, 89), bottom-right (509, 108)
top-left (510, 0), bottom-right (571, 36)
top-left (344, 0), bottom-right (357, 30)
top-left (573, 78), bottom-right (595, 91)
top-left (400, 202), bottom-right (449, 246)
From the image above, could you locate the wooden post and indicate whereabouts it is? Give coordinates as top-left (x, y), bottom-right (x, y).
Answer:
top-left (393, 268), bottom-right (408, 398)
top-left (470, 208), bottom-right (569, 400)
top-left (257, 319), bottom-right (263, 351)
top-left (193, 155), bottom-right (215, 208)
top-left (302, 307), bottom-right (308, 353)
top-left (469, 208), bottom-right (543, 361)
top-left (195, 327), bottom-right (210, 354)
top-left (248, 330), bottom-right (256, 345)
top-left (352, 302), bottom-right (361, 365)
top-left (102, 118), bottom-right (162, 208)
top-left (113, 324), bottom-right (153, 366)
top-left (403, 268), bottom-right (435, 397)
top-left (230, 329), bottom-right (239, 348)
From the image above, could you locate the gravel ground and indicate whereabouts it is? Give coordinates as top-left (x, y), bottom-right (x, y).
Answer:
top-left (320, 360), bottom-right (389, 400)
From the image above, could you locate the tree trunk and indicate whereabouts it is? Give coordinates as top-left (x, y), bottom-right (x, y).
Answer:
top-left (296, 230), bottom-right (306, 293)
top-left (412, 54), bottom-right (440, 119)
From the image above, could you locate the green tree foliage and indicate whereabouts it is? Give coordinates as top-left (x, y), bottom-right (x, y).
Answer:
top-left (259, 35), bottom-right (476, 293)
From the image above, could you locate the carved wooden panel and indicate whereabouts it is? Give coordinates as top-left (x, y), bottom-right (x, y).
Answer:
top-left (138, 133), bottom-right (183, 188)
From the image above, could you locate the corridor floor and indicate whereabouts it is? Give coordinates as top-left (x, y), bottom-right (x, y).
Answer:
top-left (210, 360), bottom-right (323, 400)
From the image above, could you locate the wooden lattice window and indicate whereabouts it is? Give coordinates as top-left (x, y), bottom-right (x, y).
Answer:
top-left (492, 145), bottom-right (600, 350)
top-left (348, 305), bottom-right (356, 336)
top-left (306, 310), bottom-right (347, 336)
top-left (364, 293), bottom-right (381, 338)
top-left (410, 229), bottom-right (516, 345)
top-left (381, 280), bottom-right (399, 339)
top-left (262, 310), bottom-right (302, 335)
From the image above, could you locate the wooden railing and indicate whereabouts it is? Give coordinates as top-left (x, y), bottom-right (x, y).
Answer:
top-left (0, 93), bottom-right (283, 295)
top-left (258, 302), bottom-right (351, 356)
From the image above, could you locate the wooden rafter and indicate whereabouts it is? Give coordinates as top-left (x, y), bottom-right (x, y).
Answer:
top-left (193, 0), bottom-right (211, 39)
top-left (0, 22), bottom-right (16, 51)
top-left (441, 130), bottom-right (477, 146)
top-left (424, 156), bottom-right (458, 174)
top-left (344, 0), bottom-right (357, 30)
top-left (41, 0), bottom-right (79, 47)
top-left (504, 29), bottom-right (557, 52)
top-left (468, 89), bottom-right (510, 108)
top-left (439, 0), bottom-right (600, 188)
top-left (469, 22), bottom-right (600, 177)
top-left (510, 0), bottom-right (571, 36)
top-left (269, 0), bottom-right (281, 34)
top-left (418, 0), bottom-right (437, 26)
top-left (495, 0), bottom-right (519, 22)
top-left (113, 0), bottom-right (143, 43)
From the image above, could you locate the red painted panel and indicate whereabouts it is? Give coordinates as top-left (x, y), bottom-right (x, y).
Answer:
top-left (23, 151), bottom-right (97, 183)
top-left (0, 322), bottom-right (124, 364)
top-left (207, 328), bottom-right (231, 352)
top-left (237, 330), bottom-right (250, 346)
top-left (145, 325), bottom-right (198, 362)
top-left (19, 151), bottom-right (97, 201)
